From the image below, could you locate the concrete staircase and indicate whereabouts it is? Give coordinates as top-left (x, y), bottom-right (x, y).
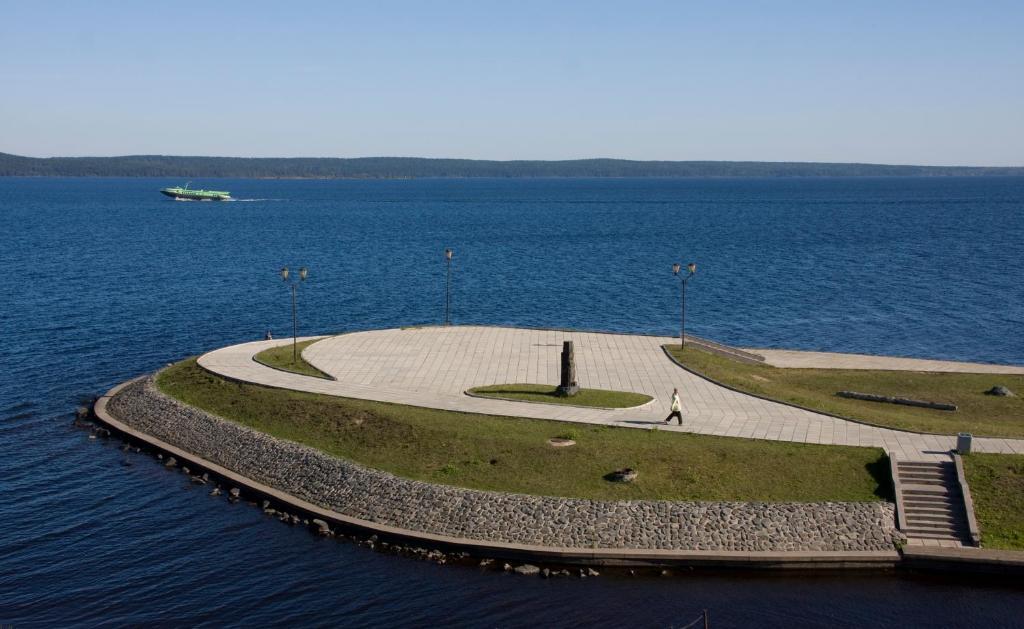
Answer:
top-left (895, 460), bottom-right (970, 544)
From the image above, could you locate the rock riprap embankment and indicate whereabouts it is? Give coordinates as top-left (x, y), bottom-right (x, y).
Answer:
top-left (108, 377), bottom-right (900, 552)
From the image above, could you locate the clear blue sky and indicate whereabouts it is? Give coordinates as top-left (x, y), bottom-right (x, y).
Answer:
top-left (2, 1), bottom-right (1022, 165)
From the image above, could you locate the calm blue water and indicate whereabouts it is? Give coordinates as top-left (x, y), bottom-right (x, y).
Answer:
top-left (1, 177), bottom-right (1022, 627)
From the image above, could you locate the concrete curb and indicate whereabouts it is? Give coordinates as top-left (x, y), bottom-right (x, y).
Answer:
top-left (952, 453), bottom-right (982, 546)
top-left (890, 455), bottom-right (907, 532)
top-left (902, 546), bottom-right (1024, 574)
top-left (462, 387), bottom-right (655, 411)
top-left (93, 375), bottom-right (900, 571)
top-left (251, 335), bottom-right (336, 381)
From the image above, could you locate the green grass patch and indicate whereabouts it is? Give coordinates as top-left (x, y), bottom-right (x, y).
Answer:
top-left (468, 383), bottom-right (652, 408)
top-left (254, 338), bottom-right (331, 379)
top-left (666, 345), bottom-right (1024, 438)
top-left (963, 453), bottom-right (1024, 550)
top-left (156, 358), bottom-right (890, 502)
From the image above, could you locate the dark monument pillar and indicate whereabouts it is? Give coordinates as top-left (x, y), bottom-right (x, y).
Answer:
top-left (556, 340), bottom-right (580, 397)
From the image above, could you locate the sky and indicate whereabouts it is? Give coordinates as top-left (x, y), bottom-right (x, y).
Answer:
top-left (1, 1), bottom-right (1022, 165)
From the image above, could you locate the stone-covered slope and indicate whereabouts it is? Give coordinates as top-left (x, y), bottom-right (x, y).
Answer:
top-left (107, 377), bottom-right (900, 552)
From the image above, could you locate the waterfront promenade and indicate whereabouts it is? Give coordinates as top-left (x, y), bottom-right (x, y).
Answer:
top-left (197, 326), bottom-right (1024, 462)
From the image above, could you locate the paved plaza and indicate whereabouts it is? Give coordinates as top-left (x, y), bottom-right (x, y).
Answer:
top-left (197, 326), bottom-right (1024, 462)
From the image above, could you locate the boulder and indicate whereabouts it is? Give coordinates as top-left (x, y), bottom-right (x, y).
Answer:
top-left (311, 518), bottom-right (332, 536)
top-left (163, 457), bottom-right (177, 468)
top-left (512, 565), bottom-right (544, 577)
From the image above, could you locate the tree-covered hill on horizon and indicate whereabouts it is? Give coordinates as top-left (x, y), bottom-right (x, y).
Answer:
top-left (2, 152), bottom-right (1022, 178)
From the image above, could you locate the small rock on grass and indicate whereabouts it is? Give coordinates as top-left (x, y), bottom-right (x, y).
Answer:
top-left (985, 385), bottom-right (1014, 397)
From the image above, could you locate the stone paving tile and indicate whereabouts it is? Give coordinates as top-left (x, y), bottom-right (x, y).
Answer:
top-left (197, 326), bottom-right (1024, 462)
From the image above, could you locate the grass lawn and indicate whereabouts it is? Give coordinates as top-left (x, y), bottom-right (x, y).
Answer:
top-left (962, 453), bottom-right (1024, 551)
top-left (254, 339), bottom-right (331, 379)
top-left (158, 358), bottom-right (890, 502)
top-left (468, 383), bottom-right (652, 408)
top-left (666, 346), bottom-right (1024, 438)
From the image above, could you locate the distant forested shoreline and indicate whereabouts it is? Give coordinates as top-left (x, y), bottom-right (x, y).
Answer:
top-left (2, 152), bottom-right (1022, 178)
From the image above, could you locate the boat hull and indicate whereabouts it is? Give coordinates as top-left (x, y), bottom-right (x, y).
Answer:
top-left (160, 189), bottom-right (231, 201)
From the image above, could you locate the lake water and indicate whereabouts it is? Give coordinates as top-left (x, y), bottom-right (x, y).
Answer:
top-left (1, 177), bottom-right (1022, 627)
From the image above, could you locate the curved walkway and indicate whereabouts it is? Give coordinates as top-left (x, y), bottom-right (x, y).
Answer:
top-left (197, 326), bottom-right (1024, 462)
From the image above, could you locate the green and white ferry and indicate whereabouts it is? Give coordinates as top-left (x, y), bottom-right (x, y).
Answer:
top-left (160, 183), bottom-right (232, 201)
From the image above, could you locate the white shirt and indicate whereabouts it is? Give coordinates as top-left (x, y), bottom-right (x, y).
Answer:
top-left (670, 393), bottom-right (681, 412)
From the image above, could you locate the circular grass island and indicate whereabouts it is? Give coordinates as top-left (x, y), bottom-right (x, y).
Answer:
top-left (466, 383), bottom-right (653, 409)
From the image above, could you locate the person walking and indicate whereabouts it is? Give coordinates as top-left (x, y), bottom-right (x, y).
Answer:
top-left (664, 387), bottom-right (683, 425)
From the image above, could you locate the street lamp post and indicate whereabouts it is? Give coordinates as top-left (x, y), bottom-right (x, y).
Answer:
top-left (672, 262), bottom-right (697, 349)
top-left (444, 248), bottom-right (453, 325)
top-left (280, 266), bottom-right (309, 363)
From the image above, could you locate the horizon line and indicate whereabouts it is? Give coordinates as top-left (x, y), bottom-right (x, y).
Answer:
top-left (4, 152), bottom-right (1023, 170)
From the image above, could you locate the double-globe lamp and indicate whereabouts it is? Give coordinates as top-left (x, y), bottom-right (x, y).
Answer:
top-left (444, 248), bottom-right (454, 326)
top-left (280, 266), bottom-right (309, 363)
top-left (672, 262), bottom-right (697, 349)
